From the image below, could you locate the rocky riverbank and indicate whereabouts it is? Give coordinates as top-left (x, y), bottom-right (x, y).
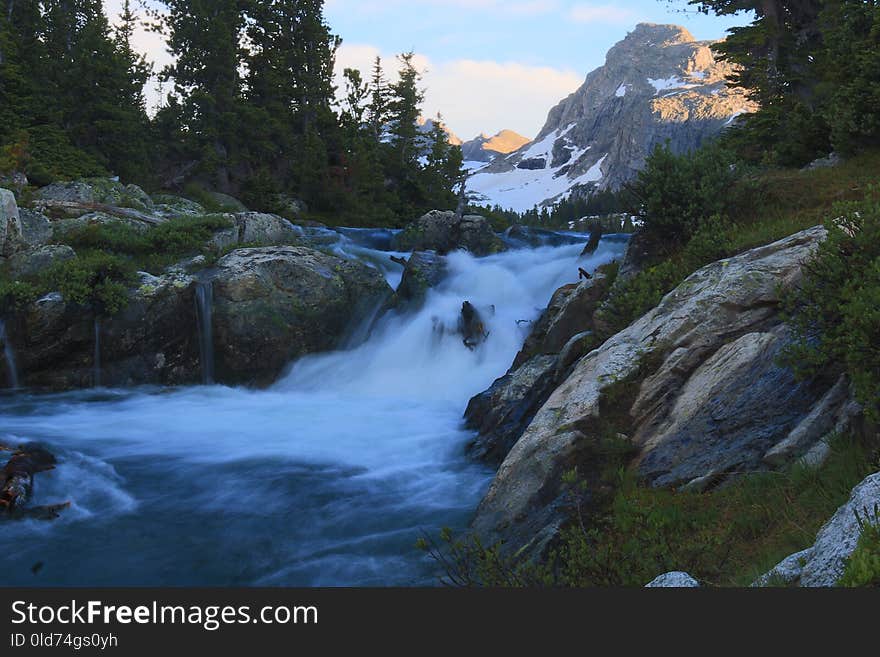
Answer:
top-left (464, 225), bottom-right (879, 585)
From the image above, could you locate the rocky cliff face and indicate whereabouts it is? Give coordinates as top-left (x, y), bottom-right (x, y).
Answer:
top-left (461, 130), bottom-right (531, 163)
top-left (469, 227), bottom-right (865, 558)
top-left (467, 23), bottom-right (757, 211)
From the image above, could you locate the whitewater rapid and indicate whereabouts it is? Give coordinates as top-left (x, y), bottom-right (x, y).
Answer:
top-left (0, 231), bottom-right (626, 586)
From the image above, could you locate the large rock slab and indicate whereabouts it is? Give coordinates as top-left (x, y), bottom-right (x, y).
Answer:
top-left (6, 271), bottom-right (201, 389)
top-left (36, 179), bottom-right (154, 212)
top-left (471, 227), bottom-right (828, 556)
top-left (633, 327), bottom-right (823, 489)
top-left (465, 355), bottom-right (560, 465)
top-left (210, 246), bottom-right (393, 384)
top-left (512, 273), bottom-right (608, 370)
top-left (392, 210), bottom-right (506, 256)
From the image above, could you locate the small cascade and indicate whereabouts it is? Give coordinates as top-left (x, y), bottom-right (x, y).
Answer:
top-left (93, 317), bottom-right (102, 388)
top-left (194, 281), bottom-right (215, 385)
top-left (0, 319), bottom-right (20, 389)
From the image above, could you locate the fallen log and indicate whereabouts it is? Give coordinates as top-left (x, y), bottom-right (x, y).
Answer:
top-left (390, 255), bottom-right (409, 267)
top-left (581, 224), bottom-right (603, 256)
top-left (1, 444), bottom-right (69, 520)
top-left (33, 200), bottom-right (167, 226)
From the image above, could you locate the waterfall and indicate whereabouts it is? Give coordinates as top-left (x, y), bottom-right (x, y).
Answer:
top-left (93, 317), bottom-right (101, 388)
top-left (0, 319), bottom-right (20, 389)
top-left (0, 231), bottom-right (628, 586)
top-left (195, 280), bottom-right (215, 385)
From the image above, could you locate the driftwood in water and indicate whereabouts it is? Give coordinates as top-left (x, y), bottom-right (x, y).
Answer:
top-left (460, 301), bottom-right (490, 350)
top-left (581, 224), bottom-right (603, 256)
top-left (1, 444), bottom-right (69, 520)
top-left (578, 267), bottom-right (592, 280)
top-left (390, 255), bottom-right (409, 268)
top-left (33, 200), bottom-right (167, 226)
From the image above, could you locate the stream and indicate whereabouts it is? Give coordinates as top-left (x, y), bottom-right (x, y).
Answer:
top-left (0, 229), bottom-right (626, 586)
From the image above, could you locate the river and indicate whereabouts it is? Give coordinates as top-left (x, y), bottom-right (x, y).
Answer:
top-left (0, 229), bottom-right (626, 586)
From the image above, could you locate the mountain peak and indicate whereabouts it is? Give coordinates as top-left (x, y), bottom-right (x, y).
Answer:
top-left (466, 25), bottom-right (757, 212)
top-left (461, 129), bottom-right (531, 163)
top-left (628, 23), bottom-right (697, 46)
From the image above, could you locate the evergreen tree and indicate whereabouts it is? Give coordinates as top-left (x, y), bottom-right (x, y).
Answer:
top-left (243, 0), bottom-right (340, 205)
top-left (423, 113), bottom-right (462, 210)
top-left (366, 56), bottom-right (390, 142)
top-left (156, 0), bottom-right (248, 190)
top-left (387, 52), bottom-right (424, 171)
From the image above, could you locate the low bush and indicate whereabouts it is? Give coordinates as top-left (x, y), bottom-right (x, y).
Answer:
top-left (783, 190), bottom-right (880, 420)
top-left (40, 251), bottom-right (137, 315)
top-left (630, 142), bottom-right (744, 243)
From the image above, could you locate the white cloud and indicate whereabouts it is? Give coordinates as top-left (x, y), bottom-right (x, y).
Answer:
top-left (336, 43), bottom-right (583, 140)
top-left (568, 3), bottom-right (638, 24)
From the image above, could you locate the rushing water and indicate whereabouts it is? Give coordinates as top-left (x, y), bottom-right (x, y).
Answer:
top-left (0, 319), bottom-right (20, 390)
top-left (93, 318), bottom-right (102, 388)
top-left (0, 319), bottom-right (18, 390)
top-left (0, 231), bottom-right (626, 586)
top-left (194, 280), bottom-right (215, 385)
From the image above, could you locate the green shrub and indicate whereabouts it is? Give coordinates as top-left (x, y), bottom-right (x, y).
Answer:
top-left (0, 280), bottom-right (39, 314)
top-left (40, 251), bottom-right (137, 315)
top-left (58, 214), bottom-right (233, 272)
top-left (783, 191), bottom-right (880, 419)
top-left (631, 142), bottom-right (742, 243)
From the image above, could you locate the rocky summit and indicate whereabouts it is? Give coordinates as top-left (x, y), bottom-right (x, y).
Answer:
top-left (461, 130), bottom-right (532, 163)
top-left (467, 23), bottom-right (757, 211)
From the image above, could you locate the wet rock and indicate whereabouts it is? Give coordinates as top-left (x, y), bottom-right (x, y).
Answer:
top-left (512, 273), bottom-right (608, 370)
top-left (392, 210), bottom-right (506, 256)
top-left (395, 251), bottom-right (446, 309)
top-left (7, 271), bottom-right (201, 390)
top-left (210, 246), bottom-right (393, 385)
top-left (465, 355), bottom-right (560, 465)
top-left (459, 301), bottom-right (489, 350)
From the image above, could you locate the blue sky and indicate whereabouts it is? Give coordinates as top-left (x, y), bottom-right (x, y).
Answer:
top-left (109, 0), bottom-right (750, 141)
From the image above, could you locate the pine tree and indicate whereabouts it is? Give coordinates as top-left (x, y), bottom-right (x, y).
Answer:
top-left (156, 0), bottom-right (248, 190)
top-left (243, 0), bottom-right (340, 204)
top-left (367, 56), bottom-right (390, 142)
top-left (423, 113), bottom-right (463, 210)
top-left (387, 52), bottom-right (424, 172)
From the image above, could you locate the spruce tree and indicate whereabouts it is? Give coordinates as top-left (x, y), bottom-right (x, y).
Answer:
top-left (156, 0), bottom-right (248, 190)
top-left (367, 56), bottom-right (390, 142)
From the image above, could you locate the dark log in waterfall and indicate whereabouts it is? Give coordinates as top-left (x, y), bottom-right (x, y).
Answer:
top-left (1, 444), bottom-right (69, 520)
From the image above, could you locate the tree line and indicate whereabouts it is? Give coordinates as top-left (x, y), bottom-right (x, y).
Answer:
top-left (0, 0), bottom-right (463, 226)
